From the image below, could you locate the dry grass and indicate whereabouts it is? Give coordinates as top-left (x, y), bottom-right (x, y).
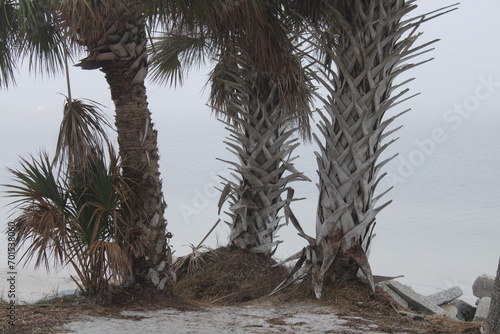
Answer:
top-left (174, 246), bottom-right (290, 304)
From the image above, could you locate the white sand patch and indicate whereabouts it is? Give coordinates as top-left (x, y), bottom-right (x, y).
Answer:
top-left (0, 267), bottom-right (76, 304)
top-left (57, 302), bottom-right (403, 334)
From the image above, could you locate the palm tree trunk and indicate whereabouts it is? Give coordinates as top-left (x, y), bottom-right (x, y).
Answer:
top-left (310, 0), bottom-right (449, 298)
top-left (214, 56), bottom-right (310, 255)
top-left (221, 87), bottom-right (307, 255)
top-left (73, 1), bottom-right (175, 290)
top-left (102, 63), bottom-right (174, 290)
top-left (484, 258), bottom-right (500, 334)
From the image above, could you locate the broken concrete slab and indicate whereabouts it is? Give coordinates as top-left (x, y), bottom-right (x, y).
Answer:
top-left (453, 299), bottom-right (476, 322)
top-left (472, 275), bottom-right (495, 298)
top-left (427, 286), bottom-right (463, 305)
top-left (385, 281), bottom-right (455, 318)
top-left (377, 282), bottom-right (409, 309)
top-left (473, 297), bottom-right (491, 322)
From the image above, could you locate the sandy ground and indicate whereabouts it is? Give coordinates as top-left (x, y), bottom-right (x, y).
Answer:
top-left (0, 268), bottom-right (76, 304)
top-left (56, 301), bottom-right (398, 334)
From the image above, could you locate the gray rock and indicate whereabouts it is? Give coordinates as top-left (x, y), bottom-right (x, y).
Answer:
top-left (386, 281), bottom-right (455, 318)
top-left (473, 297), bottom-right (491, 322)
top-left (453, 299), bottom-right (476, 321)
top-left (473, 274), bottom-right (495, 298)
top-left (378, 282), bottom-right (409, 308)
top-left (427, 286), bottom-right (463, 305)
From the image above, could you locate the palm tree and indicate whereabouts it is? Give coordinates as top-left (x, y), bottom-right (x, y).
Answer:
top-left (2, 0), bottom-right (174, 291)
top-left (5, 101), bottom-right (141, 297)
top-left (275, 1), bottom-right (457, 298)
top-left (211, 46), bottom-right (311, 255)
top-left (150, 1), bottom-right (313, 255)
top-left (484, 258), bottom-right (500, 334)
top-left (6, 151), bottom-right (137, 297)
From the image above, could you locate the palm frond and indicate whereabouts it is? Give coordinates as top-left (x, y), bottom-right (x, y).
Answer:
top-left (4, 153), bottom-right (70, 270)
top-left (4, 146), bottom-right (141, 295)
top-left (0, 0), bottom-right (17, 87)
top-left (149, 32), bottom-right (210, 86)
top-left (53, 98), bottom-right (111, 171)
top-left (6, 153), bottom-right (67, 211)
top-left (59, 0), bottom-right (124, 48)
top-left (210, 46), bottom-right (313, 141)
top-left (16, 0), bottom-right (67, 77)
top-left (86, 240), bottom-right (132, 291)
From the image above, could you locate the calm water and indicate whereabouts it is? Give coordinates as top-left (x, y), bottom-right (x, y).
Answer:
top-left (1, 72), bottom-right (499, 305)
top-left (158, 108), bottom-right (500, 305)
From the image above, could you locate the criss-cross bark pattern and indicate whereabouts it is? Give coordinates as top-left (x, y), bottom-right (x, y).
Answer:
top-left (64, 1), bottom-right (175, 291)
top-left (271, 0), bottom-right (456, 299)
top-left (312, 0), bottom-right (453, 298)
top-left (215, 54), bottom-right (310, 255)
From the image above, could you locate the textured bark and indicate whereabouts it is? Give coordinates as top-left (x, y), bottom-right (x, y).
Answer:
top-left (310, 0), bottom-right (455, 298)
top-left (484, 258), bottom-right (500, 334)
top-left (102, 63), bottom-right (175, 290)
top-left (74, 1), bottom-right (175, 290)
top-left (215, 54), bottom-right (310, 255)
top-left (270, 1), bottom-right (456, 299)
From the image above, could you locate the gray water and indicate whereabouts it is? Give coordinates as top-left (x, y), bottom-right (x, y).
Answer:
top-left (157, 100), bottom-right (500, 305)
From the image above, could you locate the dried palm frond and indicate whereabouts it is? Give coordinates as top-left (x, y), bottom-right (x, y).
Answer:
top-left (53, 98), bottom-right (111, 171)
top-left (5, 146), bottom-right (141, 296)
top-left (173, 219), bottom-right (221, 278)
top-left (173, 244), bottom-right (217, 279)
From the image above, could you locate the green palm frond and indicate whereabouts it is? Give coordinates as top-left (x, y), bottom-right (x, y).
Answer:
top-left (16, 0), bottom-right (67, 76)
top-left (154, 0), bottom-right (295, 75)
top-left (5, 153), bottom-right (70, 269)
top-left (0, 0), bottom-right (17, 87)
top-left (149, 32), bottom-right (210, 86)
top-left (72, 149), bottom-right (132, 243)
top-left (53, 98), bottom-right (111, 171)
top-left (6, 153), bottom-right (67, 211)
top-left (4, 146), bottom-right (140, 295)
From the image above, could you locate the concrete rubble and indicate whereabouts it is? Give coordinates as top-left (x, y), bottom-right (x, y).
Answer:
top-left (377, 274), bottom-right (495, 324)
top-left (473, 297), bottom-right (491, 322)
top-left (380, 280), bottom-right (456, 318)
top-left (427, 286), bottom-right (463, 305)
top-left (472, 274), bottom-right (495, 299)
top-left (452, 299), bottom-right (476, 321)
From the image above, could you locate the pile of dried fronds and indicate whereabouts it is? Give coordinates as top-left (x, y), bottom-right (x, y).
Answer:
top-left (174, 246), bottom-right (289, 304)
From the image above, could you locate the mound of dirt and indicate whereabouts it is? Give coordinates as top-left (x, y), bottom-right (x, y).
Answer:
top-left (174, 247), bottom-right (289, 305)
